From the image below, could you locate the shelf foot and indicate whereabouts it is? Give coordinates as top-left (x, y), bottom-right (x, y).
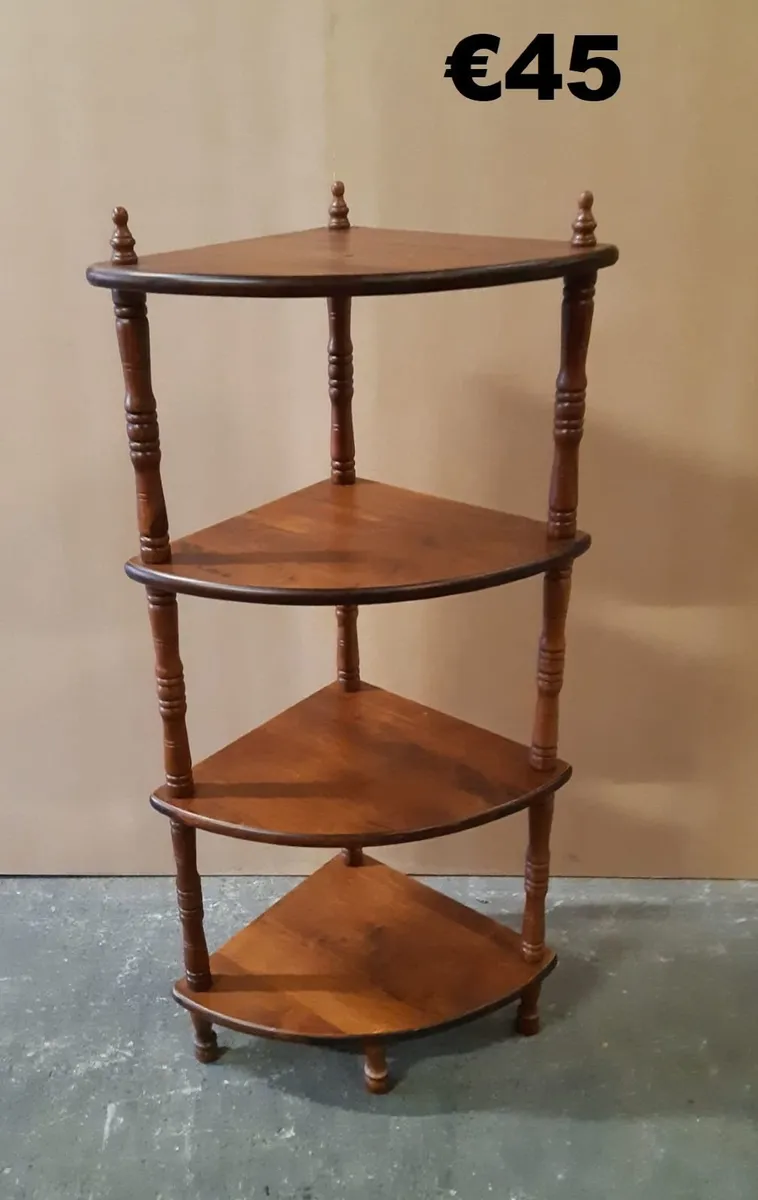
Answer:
top-left (515, 981), bottom-right (542, 1037)
top-left (190, 1012), bottom-right (221, 1063)
top-left (363, 1042), bottom-right (391, 1094)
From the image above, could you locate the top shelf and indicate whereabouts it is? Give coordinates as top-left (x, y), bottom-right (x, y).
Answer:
top-left (86, 225), bottom-right (618, 299)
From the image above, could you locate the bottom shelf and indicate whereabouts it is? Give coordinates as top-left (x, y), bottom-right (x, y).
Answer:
top-left (174, 854), bottom-right (555, 1044)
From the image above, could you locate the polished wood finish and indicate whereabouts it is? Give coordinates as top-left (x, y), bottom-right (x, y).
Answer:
top-left (111, 238), bottom-right (194, 800)
top-left (363, 1043), bottom-right (391, 1094)
top-left (328, 179), bottom-right (350, 230)
top-left (529, 566), bottom-right (573, 772)
top-left (342, 847), bottom-right (365, 867)
top-left (520, 793), bottom-right (555, 964)
top-left (110, 206), bottom-right (137, 265)
top-left (146, 590), bottom-right (194, 798)
top-left (112, 286), bottom-right (169, 566)
top-left (326, 200), bottom-right (361, 704)
top-left (173, 855), bottom-right (556, 1044)
top-left (190, 1012), bottom-right (220, 1064)
top-left (151, 682), bottom-right (571, 847)
top-left (517, 194), bottom-right (601, 1037)
top-left (124, 478), bottom-right (590, 605)
top-left (547, 271), bottom-right (596, 540)
top-left (90, 185), bottom-right (616, 1089)
top-left (336, 604), bottom-right (360, 691)
top-left (571, 190), bottom-right (597, 248)
top-left (515, 980), bottom-right (542, 1037)
top-left (327, 294), bottom-right (355, 484)
top-left (86, 225), bottom-right (618, 298)
top-left (170, 821), bottom-right (212, 992)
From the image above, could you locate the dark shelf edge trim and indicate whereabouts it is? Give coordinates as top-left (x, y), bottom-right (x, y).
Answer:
top-left (85, 246), bottom-right (618, 298)
top-left (123, 533), bottom-right (591, 605)
top-left (149, 762), bottom-right (571, 847)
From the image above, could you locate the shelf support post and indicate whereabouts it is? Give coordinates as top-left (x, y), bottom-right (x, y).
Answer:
top-left (110, 209), bottom-right (195, 801)
top-left (520, 193), bottom-right (599, 1033)
top-left (109, 207), bottom-right (213, 1013)
top-left (328, 182), bottom-right (363, 864)
top-left (171, 820), bottom-right (213, 993)
top-left (327, 182), bottom-right (361, 699)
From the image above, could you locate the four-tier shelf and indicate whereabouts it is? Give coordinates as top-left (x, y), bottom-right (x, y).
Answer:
top-left (86, 183), bottom-right (618, 1093)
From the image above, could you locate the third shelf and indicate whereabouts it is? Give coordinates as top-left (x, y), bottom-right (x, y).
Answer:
top-left (152, 682), bottom-right (571, 846)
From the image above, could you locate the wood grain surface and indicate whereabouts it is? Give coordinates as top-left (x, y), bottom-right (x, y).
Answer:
top-left (173, 854), bottom-right (557, 1043)
top-left (125, 478), bottom-right (590, 604)
top-left (151, 682), bottom-right (571, 846)
top-left (87, 224), bottom-right (618, 298)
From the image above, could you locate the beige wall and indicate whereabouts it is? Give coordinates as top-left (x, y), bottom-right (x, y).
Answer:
top-left (2, 0), bottom-right (757, 876)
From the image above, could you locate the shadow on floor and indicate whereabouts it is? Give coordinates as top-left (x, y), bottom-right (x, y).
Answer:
top-left (217, 899), bottom-right (757, 1120)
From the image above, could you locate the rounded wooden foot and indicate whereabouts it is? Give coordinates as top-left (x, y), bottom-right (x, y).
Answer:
top-left (515, 982), bottom-right (542, 1037)
top-left (190, 1013), bottom-right (220, 1063)
top-left (363, 1042), bottom-right (391, 1094)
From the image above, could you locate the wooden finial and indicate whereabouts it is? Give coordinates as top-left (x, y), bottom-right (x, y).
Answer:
top-left (110, 206), bottom-right (137, 265)
top-left (571, 191), bottom-right (597, 248)
top-left (329, 180), bottom-right (350, 230)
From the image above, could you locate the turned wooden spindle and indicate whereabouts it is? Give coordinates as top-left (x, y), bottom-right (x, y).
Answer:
top-left (115, 311), bottom-right (170, 564)
top-left (328, 294), bottom-right (355, 484)
top-left (112, 290), bottom-right (170, 565)
top-left (520, 793), bottom-right (555, 965)
top-left (547, 272), bottom-right (596, 541)
top-left (146, 589), bottom-right (194, 797)
top-left (336, 602), bottom-right (360, 691)
top-left (170, 820), bottom-right (212, 993)
top-left (111, 209), bottom-right (193, 801)
top-left (111, 211), bottom-right (169, 567)
top-left (529, 565), bottom-right (572, 772)
top-left (328, 179), bottom-right (350, 230)
top-left (109, 208), bottom-right (213, 1042)
top-left (518, 195), bottom-right (601, 1033)
top-left (363, 1042), bottom-right (391, 1094)
top-left (327, 184), bottom-right (361, 718)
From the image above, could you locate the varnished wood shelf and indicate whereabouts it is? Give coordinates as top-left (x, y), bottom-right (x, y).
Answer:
top-left (87, 185), bottom-right (617, 1090)
top-left (151, 682), bottom-right (571, 846)
top-left (125, 478), bottom-right (590, 605)
top-left (174, 854), bottom-right (556, 1044)
top-left (86, 224), bottom-right (618, 298)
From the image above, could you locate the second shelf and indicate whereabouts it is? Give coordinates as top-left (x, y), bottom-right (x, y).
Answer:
top-left (152, 682), bottom-right (571, 846)
top-left (125, 478), bottom-right (590, 605)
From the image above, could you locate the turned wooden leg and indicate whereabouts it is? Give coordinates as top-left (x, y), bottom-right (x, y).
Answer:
top-left (521, 794), bottom-right (555, 963)
top-left (170, 820), bottom-right (212, 992)
top-left (516, 981), bottom-right (542, 1037)
top-left (363, 1042), bottom-right (391, 1094)
top-left (190, 1012), bottom-right (220, 1063)
top-left (517, 794), bottom-right (555, 1036)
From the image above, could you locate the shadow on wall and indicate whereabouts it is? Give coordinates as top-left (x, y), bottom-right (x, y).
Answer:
top-left (374, 372), bottom-right (757, 877)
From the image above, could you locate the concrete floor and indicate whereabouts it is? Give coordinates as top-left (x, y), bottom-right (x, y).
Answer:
top-left (0, 875), bottom-right (756, 1200)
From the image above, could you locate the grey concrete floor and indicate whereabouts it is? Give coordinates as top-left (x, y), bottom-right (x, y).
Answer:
top-left (0, 875), bottom-right (756, 1200)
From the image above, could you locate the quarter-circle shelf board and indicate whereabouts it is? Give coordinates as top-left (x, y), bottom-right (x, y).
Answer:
top-left (124, 478), bottom-right (590, 605)
top-left (86, 224), bottom-right (618, 298)
top-left (151, 682), bottom-right (571, 847)
top-left (173, 855), bottom-right (557, 1045)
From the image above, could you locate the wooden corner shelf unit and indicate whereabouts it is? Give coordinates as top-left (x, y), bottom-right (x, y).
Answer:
top-left (86, 183), bottom-right (618, 1094)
